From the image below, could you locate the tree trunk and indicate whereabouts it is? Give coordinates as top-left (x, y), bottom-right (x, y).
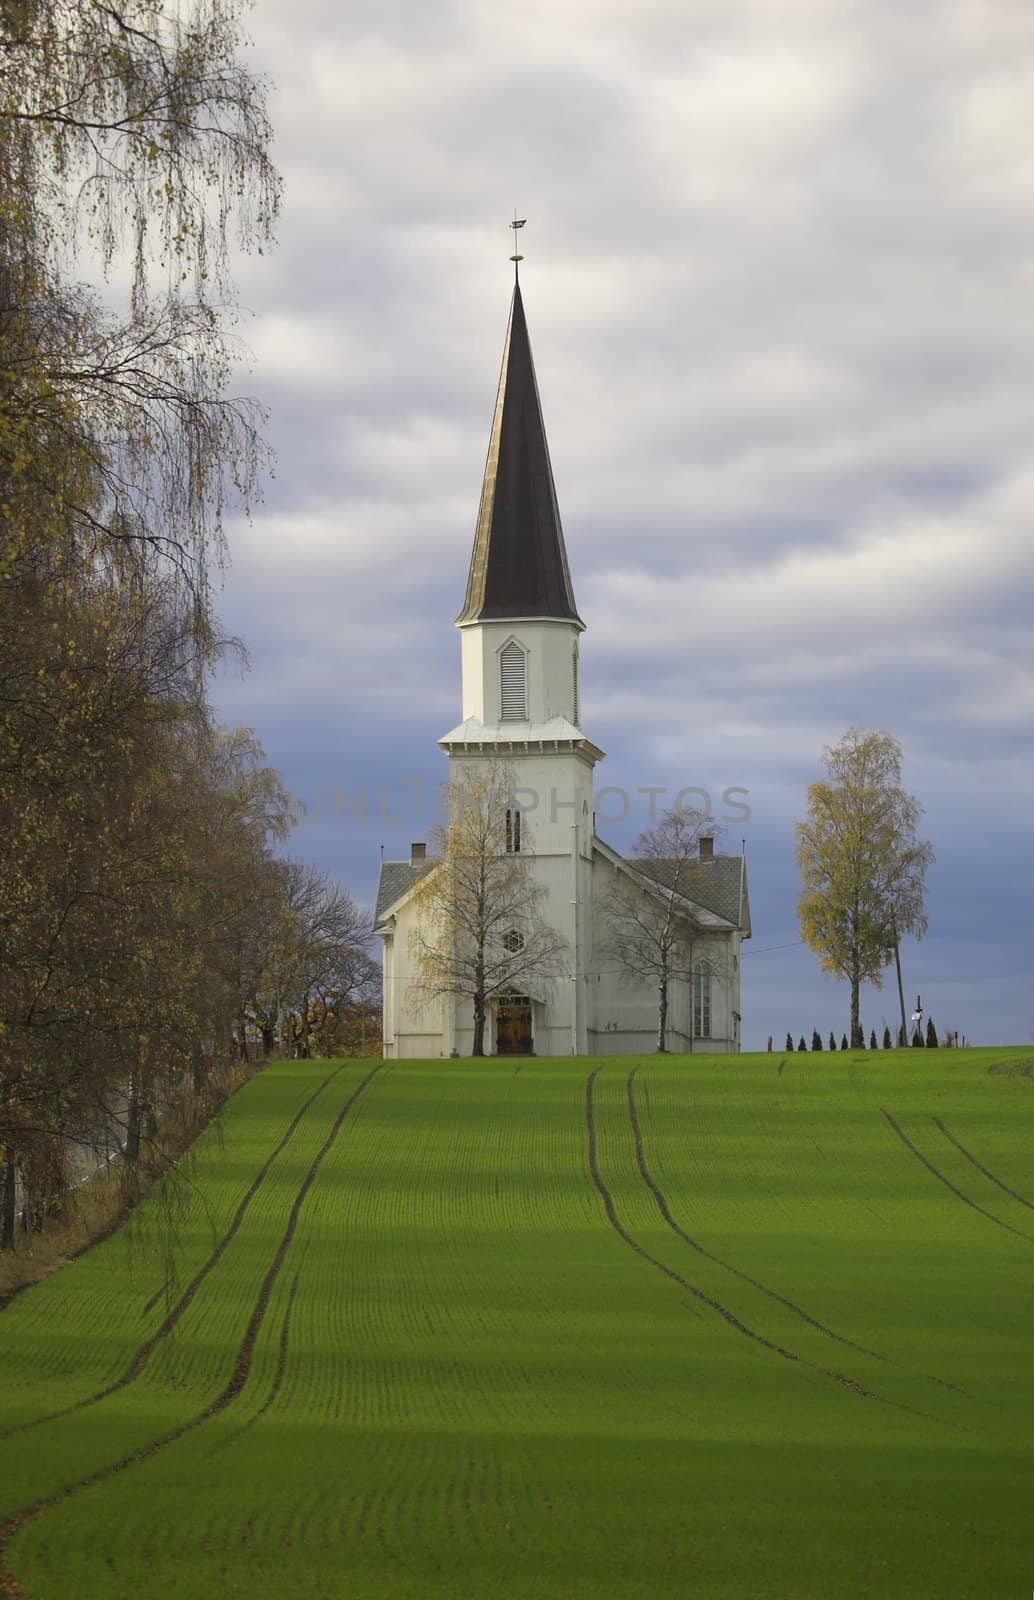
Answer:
top-left (191, 1046), bottom-right (207, 1099)
top-left (472, 952), bottom-right (486, 1057)
top-left (1, 1151), bottom-right (16, 1252)
top-left (850, 958), bottom-right (861, 1050)
top-left (125, 1072), bottom-right (142, 1166)
top-left (657, 970), bottom-right (668, 1053)
top-left (261, 1023), bottom-right (276, 1057)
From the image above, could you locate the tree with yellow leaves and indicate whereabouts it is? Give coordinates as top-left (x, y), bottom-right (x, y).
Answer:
top-left (408, 764), bottom-right (568, 1058)
top-left (796, 728), bottom-right (933, 1051)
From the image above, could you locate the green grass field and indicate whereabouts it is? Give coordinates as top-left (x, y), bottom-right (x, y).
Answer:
top-left (1, 1048), bottom-right (1032, 1599)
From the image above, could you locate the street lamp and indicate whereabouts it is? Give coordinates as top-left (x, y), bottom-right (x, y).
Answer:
top-left (911, 994), bottom-right (923, 1045)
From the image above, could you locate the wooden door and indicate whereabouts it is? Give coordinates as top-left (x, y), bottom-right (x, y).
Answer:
top-left (496, 998), bottom-right (532, 1056)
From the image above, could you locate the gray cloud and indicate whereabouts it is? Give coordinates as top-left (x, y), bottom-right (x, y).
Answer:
top-left (213, 0), bottom-right (1034, 1047)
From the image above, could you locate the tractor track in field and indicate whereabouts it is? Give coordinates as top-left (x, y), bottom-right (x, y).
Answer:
top-left (626, 1070), bottom-right (963, 1393)
top-left (0, 1061), bottom-right (353, 1445)
top-left (210, 1267), bottom-right (302, 1457)
top-left (253, 1269), bottom-right (298, 1423)
top-left (0, 1062), bottom-right (385, 1600)
top-left (882, 1111), bottom-right (1032, 1243)
top-left (932, 1119), bottom-right (1034, 1214)
top-left (585, 1069), bottom-right (947, 1423)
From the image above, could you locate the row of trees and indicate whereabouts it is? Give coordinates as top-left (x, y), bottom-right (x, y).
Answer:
top-left (784, 1019), bottom-right (946, 1053)
top-left (1, 0), bottom-right (374, 1246)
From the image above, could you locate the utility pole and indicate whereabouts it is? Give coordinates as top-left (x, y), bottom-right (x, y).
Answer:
top-left (890, 910), bottom-right (908, 1046)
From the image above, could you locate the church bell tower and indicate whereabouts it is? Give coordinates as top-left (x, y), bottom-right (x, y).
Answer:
top-left (439, 280), bottom-right (604, 864)
top-left (437, 277), bottom-right (602, 1053)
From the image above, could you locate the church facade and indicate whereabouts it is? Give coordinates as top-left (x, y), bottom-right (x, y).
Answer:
top-left (375, 283), bottom-right (749, 1058)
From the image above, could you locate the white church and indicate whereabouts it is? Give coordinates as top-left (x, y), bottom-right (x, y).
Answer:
top-left (375, 281), bottom-right (750, 1057)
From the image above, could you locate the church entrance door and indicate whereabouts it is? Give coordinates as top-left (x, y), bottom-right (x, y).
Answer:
top-left (495, 996), bottom-right (533, 1056)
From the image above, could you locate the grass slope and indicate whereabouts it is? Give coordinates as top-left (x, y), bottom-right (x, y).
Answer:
top-left (1, 1049), bottom-right (1032, 1599)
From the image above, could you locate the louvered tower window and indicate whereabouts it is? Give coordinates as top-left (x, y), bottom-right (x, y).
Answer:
top-left (500, 641), bottom-right (527, 720)
top-left (572, 644), bottom-right (580, 725)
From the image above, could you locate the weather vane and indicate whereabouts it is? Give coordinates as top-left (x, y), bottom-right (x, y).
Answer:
top-left (509, 212), bottom-right (526, 282)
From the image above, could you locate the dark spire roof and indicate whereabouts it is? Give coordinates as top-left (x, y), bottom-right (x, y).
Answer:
top-left (457, 284), bottom-right (583, 628)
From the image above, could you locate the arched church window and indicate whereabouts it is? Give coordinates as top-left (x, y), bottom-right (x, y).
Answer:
top-left (500, 640), bottom-right (527, 720)
top-left (693, 961), bottom-right (712, 1039)
top-left (503, 929), bottom-right (525, 953)
top-left (505, 808), bottom-right (521, 854)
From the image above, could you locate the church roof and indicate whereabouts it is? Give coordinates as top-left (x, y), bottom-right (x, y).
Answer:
top-left (457, 284), bottom-right (583, 628)
top-left (629, 854), bottom-right (752, 938)
top-left (376, 847), bottom-right (751, 938)
top-left (437, 713), bottom-right (604, 761)
top-left (374, 860), bottom-right (424, 929)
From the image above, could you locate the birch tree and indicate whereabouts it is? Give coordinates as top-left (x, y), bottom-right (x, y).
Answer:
top-left (408, 764), bottom-right (567, 1057)
top-left (1, 0), bottom-right (281, 1242)
top-left (796, 728), bottom-right (933, 1049)
top-left (1, 0), bottom-right (279, 606)
top-left (599, 805), bottom-right (718, 1053)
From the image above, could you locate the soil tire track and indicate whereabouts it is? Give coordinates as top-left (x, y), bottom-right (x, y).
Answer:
top-left (0, 1063), bottom-right (384, 1600)
top-left (627, 1070), bottom-right (895, 1367)
top-left (585, 1068), bottom-right (944, 1423)
top-left (212, 1269), bottom-right (301, 1455)
top-left (628, 1073), bottom-right (965, 1397)
top-left (0, 1060), bottom-right (352, 1443)
top-left (932, 1118), bottom-right (1034, 1214)
top-left (882, 1110), bottom-right (1032, 1243)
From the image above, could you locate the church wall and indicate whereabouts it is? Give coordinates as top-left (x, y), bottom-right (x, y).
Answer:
top-left (586, 852), bottom-right (742, 1053)
top-left (380, 826), bottom-right (590, 1060)
top-left (383, 849), bottom-right (743, 1058)
top-left (447, 748), bottom-right (595, 861)
top-left (460, 619), bottom-right (581, 727)
top-left (445, 747), bottom-right (594, 1052)
top-left (380, 920), bottom-right (450, 1059)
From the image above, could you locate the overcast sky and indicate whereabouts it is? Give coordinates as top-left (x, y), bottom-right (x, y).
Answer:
top-left (213, 0), bottom-right (1034, 1050)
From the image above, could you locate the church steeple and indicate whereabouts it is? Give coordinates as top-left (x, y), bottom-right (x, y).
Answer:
top-left (457, 284), bottom-right (584, 629)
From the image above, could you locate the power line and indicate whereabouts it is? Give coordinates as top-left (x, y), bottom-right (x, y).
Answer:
top-left (922, 969), bottom-right (1032, 988)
